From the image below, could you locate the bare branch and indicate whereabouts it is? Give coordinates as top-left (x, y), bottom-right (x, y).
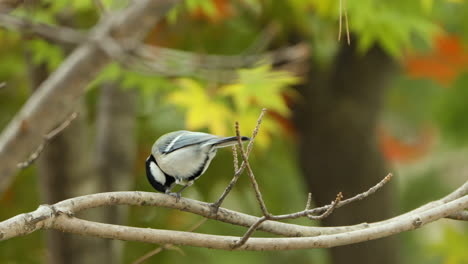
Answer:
top-left (446, 210), bottom-right (468, 221)
top-left (0, 13), bottom-right (86, 44)
top-left (307, 192), bottom-right (343, 220)
top-left (232, 145), bottom-right (239, 172)
top-left (306, 173), bottom-right (393, 215)
top-left (46, 112), bottom-right (78, 139)
top-left (0, 189), bottom-right (465, 251)
top-left (235, 120), bottom-right (270, 217)
top-left (344, 0), bottom-right (350, 45)
top-left (117, 42), bottom-right (309, 82)
top-left (338, 0), bottom-right (342, 41)
top-left (305, 192), bottom-right (313, 211)
top-left (441, 181), bottom-right (468, 202)
top-left (338, 0), bottom-right (351, 45)
top-left (211, 109), bottom-right (267, 210)
top-left (16, 112), bottom-right (78, 169)
top-left (41, 195), bottom-right (468, 250)
top-left (233, 192), bottom-right (344, 249)
top-left (0, 13), bottom-right (309, 82)
top-left (233, 216), bottom-right (268, 248)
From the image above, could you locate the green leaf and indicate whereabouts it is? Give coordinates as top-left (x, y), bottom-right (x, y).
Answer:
top-left (431, 225), bottom-right (468, 264)
top-left (436, 74), bottom-right (468, 145)
top-left (26, 39), bottom-right (64, 71)
top-left (220, 64), bottom-right (300, 116)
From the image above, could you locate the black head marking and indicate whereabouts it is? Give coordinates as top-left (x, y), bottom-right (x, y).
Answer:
top-left (146, 155), bottom-right (175, 193)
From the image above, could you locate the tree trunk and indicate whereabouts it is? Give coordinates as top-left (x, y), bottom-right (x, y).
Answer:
top-left (293, 43), bottom-right (399, 264)
top-left (27, 57), bottom-right (108, 264)
top-left (96, 82), bottom-right (137, 263)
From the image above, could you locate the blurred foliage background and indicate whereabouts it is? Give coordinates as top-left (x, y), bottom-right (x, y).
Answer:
top-left (0, 0), bottom-right (467, 264)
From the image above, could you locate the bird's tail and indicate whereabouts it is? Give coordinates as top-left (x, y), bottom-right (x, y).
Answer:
top-left (205, 136), bottom-right (250, 148)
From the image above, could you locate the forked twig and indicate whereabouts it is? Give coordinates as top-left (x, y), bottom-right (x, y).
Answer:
top-left (271, 173), bottom-right (393, 220)
top-left (307, 192), bottom-right (342, 220)
top-left (232, 173), bottom-right (392, 248)
top-left (17, 112), bottom-right (78, 169)
top-left (235, 120), bottom-right (270, 217)
top-left (233, 216), bottom-right (268, 248)
top-left (210, 109), bottom-right (267, 211)
top-left (231, 116), bottom-right (349, 248)
top-left (233, 192), bottom-right (344, 248)
top-left (311, 173), bottom-right (393, 214)
top-left (225, 109), bottom-right (393, 248)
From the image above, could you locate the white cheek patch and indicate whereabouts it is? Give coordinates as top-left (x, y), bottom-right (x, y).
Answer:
top-left (150, 161), bottom-right (166, 185)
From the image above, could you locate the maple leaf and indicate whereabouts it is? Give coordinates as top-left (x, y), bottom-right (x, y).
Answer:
top-left (220, 65), bottom-right (300, 116)
top-left (168, 78), bottom-right (232, 135)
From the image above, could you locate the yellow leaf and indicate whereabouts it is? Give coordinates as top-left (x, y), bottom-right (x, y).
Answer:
top-left (169, 78), bottom-right (232, 136)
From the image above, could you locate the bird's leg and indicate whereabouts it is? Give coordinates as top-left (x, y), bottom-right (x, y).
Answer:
top-left (164, 185), bottom-right (180, 200)
top-left (175, 185), bottom-right (189, 199)
top-left (165, 189), bottom-right (181, 201)
top-left (165, 185), bottom-right (185, 202)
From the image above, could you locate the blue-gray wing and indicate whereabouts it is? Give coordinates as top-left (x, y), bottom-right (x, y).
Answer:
top-left (153, 131), bottom-right (219, 155)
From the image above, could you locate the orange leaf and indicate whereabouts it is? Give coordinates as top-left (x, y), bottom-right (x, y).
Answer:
top-left (378, 126), bottom-right (434, 163)
top-left (404, 33), bottom-right (468, 86)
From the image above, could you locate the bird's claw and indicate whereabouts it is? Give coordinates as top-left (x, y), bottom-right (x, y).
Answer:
top-left (166, 191), bottom-right (182, 202)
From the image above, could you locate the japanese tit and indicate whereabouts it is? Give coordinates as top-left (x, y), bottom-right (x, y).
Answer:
top-left (146, 130), bottom-right (249, 199)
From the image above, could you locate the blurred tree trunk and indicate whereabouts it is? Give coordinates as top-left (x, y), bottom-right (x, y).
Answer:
top-left (26, 58), bottom-right (108, 264)
top-left (293, 42), bottom-right (399, 264)
top-left (96, 82), bottom-right (137, 263)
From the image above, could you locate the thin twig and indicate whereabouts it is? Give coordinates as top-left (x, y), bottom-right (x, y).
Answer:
top-left (233, 216), bottom-right (268, 248)
top-left (223, 110), bottom-right (389, 248)
top-left (307, 192), bottom-right (342, 220)
top-left (235, 121), bottom-right (270, 217)
top-left (270, 173), bottom-right (393, 220)
top-left (338, 0), bottom-right (351, 45)
top-left (338, 0), bottom-right (342, 41)
top-left (233, 192), bottom-right (344, 248)
top-left (211, 109), bottom-right (267, 211)
top-left (0, 13), bottom-right (86, 44)
top-left (232, 145), bottom-right (239, 172)
top-left (333, 173), bottom-right (392, 209)
top-left (17, 112), bottom-right (78, 169)
top-left (305, 192), bottom-right (313, 211)
top-left (0, 13), bottom-right (309, 82)
top-left (132, 218), bottom-right (208, 264)
top-left (344, 0), bottom-right (350, 45)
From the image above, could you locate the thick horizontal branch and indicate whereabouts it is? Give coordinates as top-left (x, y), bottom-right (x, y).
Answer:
top-left (0, 0), bottom-right (180, 194)
top-left (0, 13), bottom-right (85, 44)
top-left (0, 13), bottom-right (309, 81)
top-left (1, 193), bottom-right (465, 251)
top-left (1, 180), bottom-right (466, 245)
top-left (447, 210), bottom-right (468, 221)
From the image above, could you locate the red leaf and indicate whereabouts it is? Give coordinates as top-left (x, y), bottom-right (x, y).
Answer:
top-left (404, 33), bottom-right (468, 86)
top-left (378, 126), bottom-right (434, 163)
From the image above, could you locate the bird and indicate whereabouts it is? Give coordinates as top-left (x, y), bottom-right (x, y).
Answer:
top-left (145, 130), bottom-right (249, 200)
